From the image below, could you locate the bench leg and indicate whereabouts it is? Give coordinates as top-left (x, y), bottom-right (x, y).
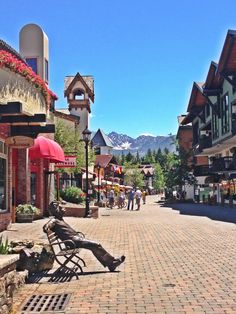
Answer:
top-left (54, 256), bottom-right (80, 279)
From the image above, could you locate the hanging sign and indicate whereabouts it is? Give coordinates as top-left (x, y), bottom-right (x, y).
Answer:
top-left (5, 136), bottom-right (34, 148)
top-left (55, 155), bottom-right (77, 168)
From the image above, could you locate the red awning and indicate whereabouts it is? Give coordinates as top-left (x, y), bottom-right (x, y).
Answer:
top-left (29, 136), bottom-right (65, 163)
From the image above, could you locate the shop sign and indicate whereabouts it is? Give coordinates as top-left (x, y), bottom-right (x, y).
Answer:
top-left (5, 136), bottom-right (34, 148)
top-left (55, 155), bottom-right (77, 168)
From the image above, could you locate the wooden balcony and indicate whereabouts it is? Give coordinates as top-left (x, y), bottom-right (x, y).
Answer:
top-left (194, 157), bottom-right (236, 176)
top-left (211, 157), bottom-right (236, 172)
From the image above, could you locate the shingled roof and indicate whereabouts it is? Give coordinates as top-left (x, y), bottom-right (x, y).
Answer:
top-left (91, 129), bottom-right (113, 148)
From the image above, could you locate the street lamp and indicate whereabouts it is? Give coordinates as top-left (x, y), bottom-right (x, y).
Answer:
top-left (82, 127), bottom-right (92, 218)
top-left (96, 163), bottom-right (101, 204)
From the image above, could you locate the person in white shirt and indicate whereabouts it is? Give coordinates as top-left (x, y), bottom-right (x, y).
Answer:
top-left (135, 187), bottom-right (142, 210)
top-left (108, 189), bottom-right (115, 208)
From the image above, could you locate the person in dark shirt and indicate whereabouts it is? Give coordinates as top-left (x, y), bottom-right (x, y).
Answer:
top-left (127, 188), bottom-right (135, 210)
top-left (43, 201), bottom-right (125, 272)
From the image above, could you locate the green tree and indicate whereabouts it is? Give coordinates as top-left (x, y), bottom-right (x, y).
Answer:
top-left (124, 164), bottom-right (144, 187)
top-left (121, 152), bottom-right (125, 165)
top-left (163, 148), bottom-right (194, 191)
top-left (164, 147), bottom-right (169, 155)
top-left (126, 151), bottom-right (134, 163)
top-left (153, 162), bottom-right (165, 193)
top-left (135, 151), bottom-right (141, 164)
top-left (54, 120), bottom-right (94, 173)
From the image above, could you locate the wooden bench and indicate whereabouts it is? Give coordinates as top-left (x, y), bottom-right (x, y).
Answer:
top-left (46, 229), bottom-right (86, 279)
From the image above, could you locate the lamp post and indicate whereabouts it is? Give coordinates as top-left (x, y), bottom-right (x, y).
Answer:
top-left (97, 163), bottom-right (101, 204)
top-left (82, 127), bottom-right (92, 218)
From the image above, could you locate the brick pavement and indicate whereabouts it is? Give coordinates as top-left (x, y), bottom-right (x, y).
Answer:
top-left (3, 196), bottom-right (236, 313)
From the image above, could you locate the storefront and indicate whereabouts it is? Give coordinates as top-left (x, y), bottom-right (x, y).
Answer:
top-left (0, 43), bottom-right (58, 231)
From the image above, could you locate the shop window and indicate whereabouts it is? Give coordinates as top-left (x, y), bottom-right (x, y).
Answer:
top-left (0, 158), bottom-right (6, 211)
top-left (26, 57), bottom-right (38, 74)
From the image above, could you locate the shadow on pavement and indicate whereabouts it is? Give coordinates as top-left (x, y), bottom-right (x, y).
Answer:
top-left (161, 202), bottom-right (236, 224)
top-left (27, 269), bottom-right (111, 283)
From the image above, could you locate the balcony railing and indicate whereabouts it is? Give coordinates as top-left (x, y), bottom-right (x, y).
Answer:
top-left (211, 157), bottom-right (236, 172)
top-left (194, 157), bottom-right (236, 176)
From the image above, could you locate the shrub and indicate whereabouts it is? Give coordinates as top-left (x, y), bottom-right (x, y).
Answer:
top-left (60, 186), bottom-right (85, 204)
top-left (16, 204), bottom-right (40, 214)
top-left (0, 235), bottom-right (9, 254)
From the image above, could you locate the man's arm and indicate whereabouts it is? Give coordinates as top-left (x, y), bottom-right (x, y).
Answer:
top-left (43, 218), bottom-right (56, 233)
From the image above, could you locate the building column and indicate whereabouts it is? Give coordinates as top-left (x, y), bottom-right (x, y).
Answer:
top-left (16, 148), bottom-right (30, 204)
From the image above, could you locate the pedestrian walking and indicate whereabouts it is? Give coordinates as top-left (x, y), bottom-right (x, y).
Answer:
top-left (127, 188), bottom-right (135, 210)
top-left (135, 187), bottom-right (142, 210)
top-left (142, 189), bottom-right (146, 205)
top-left (108, 188), bottom-right (115, 208)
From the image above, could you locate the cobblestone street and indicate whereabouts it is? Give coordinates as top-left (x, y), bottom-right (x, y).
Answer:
top-left (4, 196), bottom-right (236, 313)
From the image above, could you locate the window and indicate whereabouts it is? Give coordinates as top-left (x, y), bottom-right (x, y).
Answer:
top-left (212, 111), bottom-right (219, 139)
top-left (192, 121), bottom-right (199, 146)
top-left (45, 59), bottom-right (49, 82)
top-left (74, 89), bottom-right (85, 100)
top-left (221, 93), bottom-right (229, 134)
top-left (25, 57), bottom-right (38, 74)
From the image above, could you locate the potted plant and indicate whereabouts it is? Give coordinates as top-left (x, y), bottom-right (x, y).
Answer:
top-left (16, 204), bottom-right (40, 223)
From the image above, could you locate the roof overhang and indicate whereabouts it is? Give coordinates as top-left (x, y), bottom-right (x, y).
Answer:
top-left (218, 30), bottom-right (236, 76)
top-left (187, 82), bottom-right (208, 112)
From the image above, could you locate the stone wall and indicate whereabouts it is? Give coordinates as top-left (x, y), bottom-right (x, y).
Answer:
top-left (0, 255), bottom-right (27, 314)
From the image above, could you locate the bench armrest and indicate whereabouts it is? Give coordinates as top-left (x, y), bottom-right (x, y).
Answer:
top-left (63, 239), bottom-right (76, 250)
top-left (77, 231), bottom-right (85, 238)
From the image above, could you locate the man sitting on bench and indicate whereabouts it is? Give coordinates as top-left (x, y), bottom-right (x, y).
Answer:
top-left (43, 201), bottom-right (125, 272)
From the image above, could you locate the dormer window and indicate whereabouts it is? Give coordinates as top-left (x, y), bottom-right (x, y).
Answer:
top-left (73, 89), bottom-right (85, 100)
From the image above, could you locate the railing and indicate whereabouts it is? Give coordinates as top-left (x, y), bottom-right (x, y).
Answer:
top-left (194, 157), bottom-right (236, 176)
top-left (211, 157), bottom-right (236, 172)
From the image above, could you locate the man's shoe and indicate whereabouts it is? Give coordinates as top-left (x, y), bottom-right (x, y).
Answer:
top-left (108, 255), bottom-right (126, 272)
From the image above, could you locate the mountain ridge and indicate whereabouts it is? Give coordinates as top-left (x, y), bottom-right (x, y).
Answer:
top-left (108, 131), bottom-right (176, 155)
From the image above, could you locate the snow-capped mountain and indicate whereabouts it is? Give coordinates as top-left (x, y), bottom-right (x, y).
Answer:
top-left (108, 132), bottom-right (176, 155)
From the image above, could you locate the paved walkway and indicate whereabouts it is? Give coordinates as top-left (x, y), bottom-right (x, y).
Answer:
top-left (3, 196), bottom-right (236, 313)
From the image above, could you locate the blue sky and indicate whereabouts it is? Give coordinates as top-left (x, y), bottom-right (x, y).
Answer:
top-left (1, 0), bottom-right (236, 138)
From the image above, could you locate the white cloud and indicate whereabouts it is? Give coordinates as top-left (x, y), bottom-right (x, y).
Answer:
top-left (89, 113), bottom-right (95, 118)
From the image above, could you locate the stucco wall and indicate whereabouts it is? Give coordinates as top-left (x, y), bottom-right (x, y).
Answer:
top-left (0, 68), bottom-right (47, 115)
top-left (19, 23), bottom-right (49, 83)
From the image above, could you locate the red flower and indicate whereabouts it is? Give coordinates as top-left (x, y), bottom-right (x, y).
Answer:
top-left (0, 50), bottom-right (58, 103)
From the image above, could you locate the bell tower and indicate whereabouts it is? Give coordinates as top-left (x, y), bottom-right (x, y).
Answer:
top-left (64, 73), bottom-right (94, 134)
